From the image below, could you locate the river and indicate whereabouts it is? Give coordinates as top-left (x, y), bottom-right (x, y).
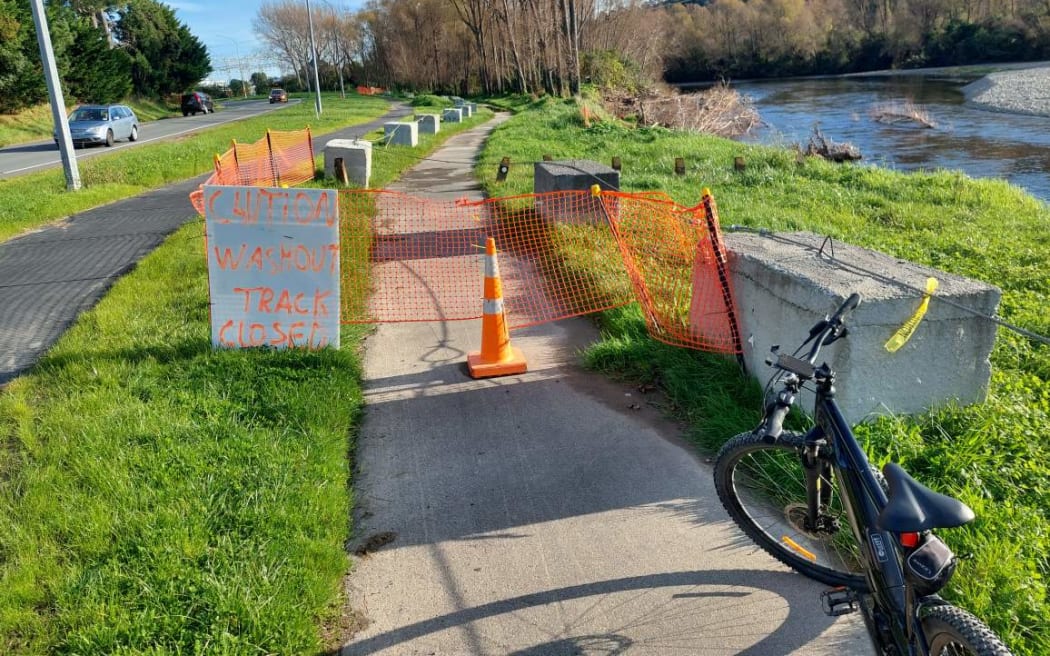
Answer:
top-left (729, 74), bottom-right (1050, 202)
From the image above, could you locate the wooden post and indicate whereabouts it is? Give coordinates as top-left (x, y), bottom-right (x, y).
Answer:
top-left (496, 156), bottom-right (511, 182)
top-left (542, 154), bottom-right (553, 162)
top-left (734, 156), bottom-right (746, 171)
top-left (612, 156), bottom-right (622, 171)
top-left (334, 157), bottom-right (349, 186)
top-left (674, 157), bottom-right (685, 176)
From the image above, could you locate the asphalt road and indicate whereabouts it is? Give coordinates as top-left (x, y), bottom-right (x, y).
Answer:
top-left (0, 98), bottom-right (300, 180)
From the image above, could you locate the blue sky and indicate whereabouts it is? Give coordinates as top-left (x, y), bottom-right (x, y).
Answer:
top-left (168, 1), bottom-right (272, 75)
top-left (170, 0), bottom-right (363, 79)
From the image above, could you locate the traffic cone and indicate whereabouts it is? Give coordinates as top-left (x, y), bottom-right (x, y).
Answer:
top-left (467, 237), bottom-right (527, 378)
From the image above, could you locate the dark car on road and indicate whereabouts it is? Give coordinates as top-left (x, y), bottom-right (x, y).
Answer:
top-left (181, 91), bottom-right (214, 116)
top-left (55, 104), bottom-right (139, 148)
top-left (269, 88), bottom-right (288, 103)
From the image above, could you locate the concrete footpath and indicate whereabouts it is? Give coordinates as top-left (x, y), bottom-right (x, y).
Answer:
top-left (342, 116), bottom-right (873, 655)
top-left (0, 104), bottom-right (411, 384)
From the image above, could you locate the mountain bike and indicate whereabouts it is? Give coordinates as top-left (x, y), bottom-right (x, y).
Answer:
top-left (714, 292), bottom-right (1013, 655)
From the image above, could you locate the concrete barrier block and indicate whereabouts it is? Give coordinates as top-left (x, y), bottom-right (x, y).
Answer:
top-left (533, 159), bottom-right (621, 224)
top-left (323, 138), bottom-right (371, 187)
top-left (534, 159), bottom-right (620, 194)
top-left (462, 104), bottom-right (473, 118)
top-left (469, 103), bottom-right (478, 114)
top-left (417, 114), bottom-right (440, 134)
top-left (384, 121), bottom-right (418, 146)
top-left (452, 96), bottom-right (466, 107)
top-left (724, 231), bottom-right (1001, 424)
top-left (442, 108), bottom-right (463, 123)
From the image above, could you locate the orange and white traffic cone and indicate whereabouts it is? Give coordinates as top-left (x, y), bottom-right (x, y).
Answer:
top-left (467, 237), bottom-right (527, 378)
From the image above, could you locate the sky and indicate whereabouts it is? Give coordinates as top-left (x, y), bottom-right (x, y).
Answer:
top-left (169, 0), bottom-right (361, 81)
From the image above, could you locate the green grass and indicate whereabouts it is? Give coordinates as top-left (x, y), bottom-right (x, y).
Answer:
top-left (0, 99), bottom-right (492, 653)
top-left (0, 92), bottom-right (393, 243)
top-left (478, 97), bottom-right (1050, 656)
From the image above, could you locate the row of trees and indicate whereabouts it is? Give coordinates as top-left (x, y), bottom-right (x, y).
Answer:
top-left (0, 0), bottom-right (209, 114)
top-left (253, 0), bottom-right (1050, 97)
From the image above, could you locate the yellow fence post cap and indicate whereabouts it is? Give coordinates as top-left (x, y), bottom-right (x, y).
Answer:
top-left (590, 184), bottom-right (601, 197)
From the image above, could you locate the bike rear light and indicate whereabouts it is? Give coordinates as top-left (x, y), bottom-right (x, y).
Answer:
top-left (781, 535), bottom-right (817, 562)
top-left (899, 532), bottom-right (920, 548)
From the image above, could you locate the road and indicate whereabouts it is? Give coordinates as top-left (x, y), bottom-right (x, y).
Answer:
top-left (0, 98), bottom-right (299, 180)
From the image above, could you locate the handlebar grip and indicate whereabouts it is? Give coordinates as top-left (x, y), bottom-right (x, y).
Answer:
top-left (829, 292), bottom-right (862, 324)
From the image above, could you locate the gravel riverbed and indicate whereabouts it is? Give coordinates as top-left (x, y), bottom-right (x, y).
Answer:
top-left (962, 64), bottom-right (1050, 117)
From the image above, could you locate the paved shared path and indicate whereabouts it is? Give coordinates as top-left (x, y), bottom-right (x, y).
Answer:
top-left (342, 116), bottom-right (873, 655)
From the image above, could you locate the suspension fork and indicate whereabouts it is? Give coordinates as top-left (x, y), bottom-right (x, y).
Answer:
top-left (802, 438), bottom-right (830, 531)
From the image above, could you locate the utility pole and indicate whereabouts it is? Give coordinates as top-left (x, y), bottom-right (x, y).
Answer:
top-left (306, 0), bottom-right (323, 116)
top-left (29, 0), bottom-right (80, 190)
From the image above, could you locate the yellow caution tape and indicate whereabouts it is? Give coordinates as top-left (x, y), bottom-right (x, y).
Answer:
top-left (885, 277), bottom-right (938, 353)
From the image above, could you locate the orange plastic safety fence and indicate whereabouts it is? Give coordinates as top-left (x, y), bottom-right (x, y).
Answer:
top-left (356, 86), bottom-right (385, 95)
top-left (188, 128), bottom-right (313, 215)
top-left (339, 189), bottom-right (741, 355)
top-left (267, 128), bottom-right (315, 186)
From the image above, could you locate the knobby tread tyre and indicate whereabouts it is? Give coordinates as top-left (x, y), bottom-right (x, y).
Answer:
top-left (922, 604), bottom-right (1013, 656)
top-left (714, 431), bottom-right (868, 589)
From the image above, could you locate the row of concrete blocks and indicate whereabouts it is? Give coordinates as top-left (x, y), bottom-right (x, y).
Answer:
top-left (324, 105), bottom-right (481, 186)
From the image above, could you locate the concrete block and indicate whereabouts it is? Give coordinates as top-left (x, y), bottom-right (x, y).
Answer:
top-left (417, 114), bottom-right (440, 134)
top-left (533, 159), bottom-right (621, 225)
top-left (462, 104), bottom-right (473, 118)
top-left (323, 138), bottom-right (371, 187)
top-left (723, 231), bottom-right (1001, 424)
top-left (384, 121), bottom-right (418, 146)
top-left (469, 103), bottom-right (478, 114)
top-left (442, 108), bottom-right (463, 123)
top-left (452, 96), bottom-right (466, 107)
top-left (534, 159), bottom-right (620, 194)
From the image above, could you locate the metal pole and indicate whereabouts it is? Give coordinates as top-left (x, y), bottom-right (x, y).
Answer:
top-left (306, 0), bottom-right (323, 116)
top-left (29, 0), bottom-right (80, 190)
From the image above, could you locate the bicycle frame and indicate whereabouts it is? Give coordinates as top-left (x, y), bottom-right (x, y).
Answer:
top-left (805, 368), bottom-right (935, 656)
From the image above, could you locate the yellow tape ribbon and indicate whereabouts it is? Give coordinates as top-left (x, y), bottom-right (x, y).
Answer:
top-left (885, 277), bottom-right (938, 353)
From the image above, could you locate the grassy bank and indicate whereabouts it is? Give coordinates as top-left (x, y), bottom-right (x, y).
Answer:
top-left (0, 93), bottom-right (392, 243)
top-left (0, 101), bottom-right (493, 653)
top-left (478, 97), bottom-right (1049, 655)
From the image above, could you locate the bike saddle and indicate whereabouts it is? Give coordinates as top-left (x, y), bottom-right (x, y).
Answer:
top-left (877, 462), bottom-right (975, 533)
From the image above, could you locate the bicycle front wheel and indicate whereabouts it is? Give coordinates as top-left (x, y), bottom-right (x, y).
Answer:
top-left (714, 431), bottom-right (867, 588)
top-left (923, 604), bottom-right (1013, 655)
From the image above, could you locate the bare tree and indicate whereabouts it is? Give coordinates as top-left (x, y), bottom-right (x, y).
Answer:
top-left (254, 0), bottom-right (314, 88)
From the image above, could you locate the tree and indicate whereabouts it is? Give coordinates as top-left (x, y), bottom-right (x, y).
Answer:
top-left (64, 13), bottom-right (133, 102)
top-left (114, 0), bottom-right (210, 96)
top-left (250, 71), bottom-right (270, 90)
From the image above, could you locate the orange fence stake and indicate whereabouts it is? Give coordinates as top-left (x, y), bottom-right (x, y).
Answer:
top-left (467, 237), bottom-right (527, 378)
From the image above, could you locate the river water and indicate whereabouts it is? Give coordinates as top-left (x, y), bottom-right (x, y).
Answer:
top-left (730, 75), bottom-right (1050, 202)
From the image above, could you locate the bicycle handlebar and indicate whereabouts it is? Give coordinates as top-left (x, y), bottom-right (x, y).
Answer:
top-left (801, 292), bottom-right (863, 367)
top-left (759, 292), bottom-right (862, 441)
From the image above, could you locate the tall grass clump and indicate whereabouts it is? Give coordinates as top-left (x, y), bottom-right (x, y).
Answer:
top-left (479, 99), bottom-right (1049, 656)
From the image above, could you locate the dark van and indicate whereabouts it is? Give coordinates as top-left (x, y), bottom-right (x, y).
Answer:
top-left (181, 91), bottom-right (214, 116)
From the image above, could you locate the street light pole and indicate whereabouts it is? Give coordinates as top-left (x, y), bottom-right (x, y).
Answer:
top-left (29, 0), bottom-right (80, 190)
top-left (306, 0), bottom-right (323, 116)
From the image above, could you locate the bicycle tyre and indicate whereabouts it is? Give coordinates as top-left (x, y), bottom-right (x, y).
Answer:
top-left (922, 604), bottom-right (1013, 655)
top-left (714, 431), bottom-right (868, 588)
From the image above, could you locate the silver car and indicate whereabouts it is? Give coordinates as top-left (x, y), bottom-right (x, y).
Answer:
top-left (55, 104), bottom-right (140, 148)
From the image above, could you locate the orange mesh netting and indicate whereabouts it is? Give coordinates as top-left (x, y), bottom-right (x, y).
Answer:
top-left (340, 188), bottom-right (741, 354)
top-left (189, 128), bottom-right (313, 215)
top-left (188, 133), bottom-right (741, 355)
